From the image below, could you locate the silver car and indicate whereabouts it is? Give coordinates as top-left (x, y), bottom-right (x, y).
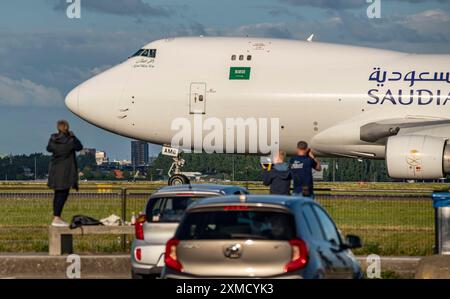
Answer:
top-left (130, 184), bottom-right (248, 279)
top-left (161, 195), bottom-right (362, 279)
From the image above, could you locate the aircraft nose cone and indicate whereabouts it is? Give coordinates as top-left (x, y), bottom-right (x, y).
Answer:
top-left (65, 86), bottom-right (79, 114)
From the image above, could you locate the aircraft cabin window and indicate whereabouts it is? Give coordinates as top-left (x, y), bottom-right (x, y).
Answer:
top-left (239, 55), bottom-right (244, 61)
top-left (231, 55), bottom-right (236, 61)
top-left (247, 55), bottom-right (252, 61)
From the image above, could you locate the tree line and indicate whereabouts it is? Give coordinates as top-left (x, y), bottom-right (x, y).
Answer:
top-left (149, 153), bottom-right (392, 182)
top-left (0, 152), bottom-right (391, 182)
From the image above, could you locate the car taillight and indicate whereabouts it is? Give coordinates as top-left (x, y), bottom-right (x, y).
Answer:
top-left (223, 205), bottom-right (249, 211)
top-left (285, 239), bottom-right (308, 272)
top-left (135, 248), bottom-right (142, 261)
top-left (175, 193), bottom-right (195, 196)
top-left (165, 238), bottom-right (183, 272)
top-left (134, 215), bottom-right (146, 240)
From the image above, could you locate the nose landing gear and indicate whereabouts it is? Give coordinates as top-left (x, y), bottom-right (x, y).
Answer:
top-left (162, 145), bottom-right (191, 186)
top-left (168, 173), bottom-right (190, 185)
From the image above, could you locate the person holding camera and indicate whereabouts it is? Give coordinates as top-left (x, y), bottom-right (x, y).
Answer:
top-left (289, 141), bottom-right (321, 198)
top-left (47, 120), bottom-right (83, 227)
top-left (262, 150), bottom-right (291, 195)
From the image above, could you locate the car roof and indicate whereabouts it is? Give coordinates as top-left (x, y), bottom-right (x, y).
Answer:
top-left (187, 194), bottom-right (314, 211)
top-left (154, 184), bottom-right (247, 195)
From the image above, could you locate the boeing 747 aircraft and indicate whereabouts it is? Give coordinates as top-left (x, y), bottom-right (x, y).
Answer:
top-left (65, 37), bottom-right (450, 182)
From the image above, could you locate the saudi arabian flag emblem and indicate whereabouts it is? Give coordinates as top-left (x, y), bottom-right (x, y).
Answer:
top-left (229, 67), bottom-right (251, 80)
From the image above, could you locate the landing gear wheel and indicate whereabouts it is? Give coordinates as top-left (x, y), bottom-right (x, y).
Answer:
top-left (168, 174), bottom-right (190, 186)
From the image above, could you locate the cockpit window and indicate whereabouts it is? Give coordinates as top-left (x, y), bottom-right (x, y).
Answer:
top-left (146, 49), bottom-right (157, 57)
top-left (131, 49), bottom-right (157, 58)
top-left (131, 49), bottom-right (145, 57)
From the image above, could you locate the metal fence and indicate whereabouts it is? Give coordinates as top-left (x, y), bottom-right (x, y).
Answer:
top-left (0, 188), bottom-right (153, 253)
top-left (0, 187), bottom-right (435, 256)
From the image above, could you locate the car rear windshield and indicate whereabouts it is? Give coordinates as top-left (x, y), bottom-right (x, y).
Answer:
top-left (176, 209), bottom-right (296, 240)
top-left (146, 196), bottom-right (210, 223)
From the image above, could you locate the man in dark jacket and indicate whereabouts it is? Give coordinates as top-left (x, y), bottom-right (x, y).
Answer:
top-left (262, 151), bottom-right (291, 195)
top-left (47, 120), bottom-right (83, 227)
top-left (290, 141), bottom-right (321, 198)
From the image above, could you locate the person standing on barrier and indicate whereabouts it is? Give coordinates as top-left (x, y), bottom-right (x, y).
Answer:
top-left (290, 141), bottom-right (321, 199)
top-left (47, 120), bottom-right (83, 227)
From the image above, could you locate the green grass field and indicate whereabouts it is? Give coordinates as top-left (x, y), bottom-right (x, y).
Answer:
top-left (0, 181), bottom-right (440, 255)
top-left (318, 198), bottom-right (434, 256)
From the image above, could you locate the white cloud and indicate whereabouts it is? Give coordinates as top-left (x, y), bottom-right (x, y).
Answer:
top-left (52, 0), bottom-right (171, 17)
top-left (90, 65), bottom-right (113, 76)
top-left (280, 0), bottom-right (450, 9)
top-left (280, 0), bottom-right (363, 9)
top-left (401, 9), bottom-right (450, 24)
top-left (0, 75), bottom-right (63, 107)
top-left (417, 9), bottom-right (450, 21)
top-left (326, 16), bottom-right (343, 25)
top-left (230, 22), bottom-right (293, 39)
top-left (395, 9), bottom-right (450, 43)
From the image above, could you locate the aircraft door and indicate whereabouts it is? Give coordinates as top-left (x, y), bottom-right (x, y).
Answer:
top-left (189, 82), bottom-right (206, 114)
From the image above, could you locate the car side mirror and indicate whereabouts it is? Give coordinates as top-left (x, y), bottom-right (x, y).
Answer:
top-left (343, 234), bottom-right (362, 249)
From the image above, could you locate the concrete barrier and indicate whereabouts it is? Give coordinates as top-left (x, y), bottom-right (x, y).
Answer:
top-left (415, 255), bottom-right (450, 279)
top-left (356, 256), bottom-right (421, 278)
top-left (0, 254), bottom-right (422, 279)
top-left (49, 226), bottom-right (134, 256)
top-left (0, 254), bottom-right (131, 279)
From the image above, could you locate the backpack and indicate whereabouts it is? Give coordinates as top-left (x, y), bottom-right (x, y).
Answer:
top-left (70, 215), bottom-right (103, 229)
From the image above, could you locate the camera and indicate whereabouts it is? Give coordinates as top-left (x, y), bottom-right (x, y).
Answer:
top-left (260, 156), bottom-right (273, 170)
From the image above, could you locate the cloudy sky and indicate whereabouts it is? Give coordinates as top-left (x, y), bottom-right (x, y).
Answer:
top-left (0, 0), bottom-right (449, 160)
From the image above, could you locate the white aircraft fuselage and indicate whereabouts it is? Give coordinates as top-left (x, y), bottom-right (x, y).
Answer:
top-left (66, 37), bottom-right (450, 179)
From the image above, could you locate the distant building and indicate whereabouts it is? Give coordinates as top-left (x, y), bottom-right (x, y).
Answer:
top-left (79, 148), bottom-right (96, 157)
top-left (131, 140), bottom-right (149, 167)
top-left (95, 151), bottom-right (108, 166)
top-left (23, 167), bottom-right (33, 178)
top-left (113, 159), bottom-right (132, 166)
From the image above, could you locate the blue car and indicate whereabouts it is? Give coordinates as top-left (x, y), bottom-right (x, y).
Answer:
top-left (162, 195), bottom-right (362, 279)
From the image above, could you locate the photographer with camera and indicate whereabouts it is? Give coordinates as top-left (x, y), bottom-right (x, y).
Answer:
top-left (47, 120), bottom-right (83, 227)
top-left (289, 141), bottom-right (321, 198)
top-left (262, 150), bottom-right (291, 195)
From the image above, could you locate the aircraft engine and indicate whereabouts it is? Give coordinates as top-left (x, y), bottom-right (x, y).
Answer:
top-left (386, 135), bottom-right (450, 179)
